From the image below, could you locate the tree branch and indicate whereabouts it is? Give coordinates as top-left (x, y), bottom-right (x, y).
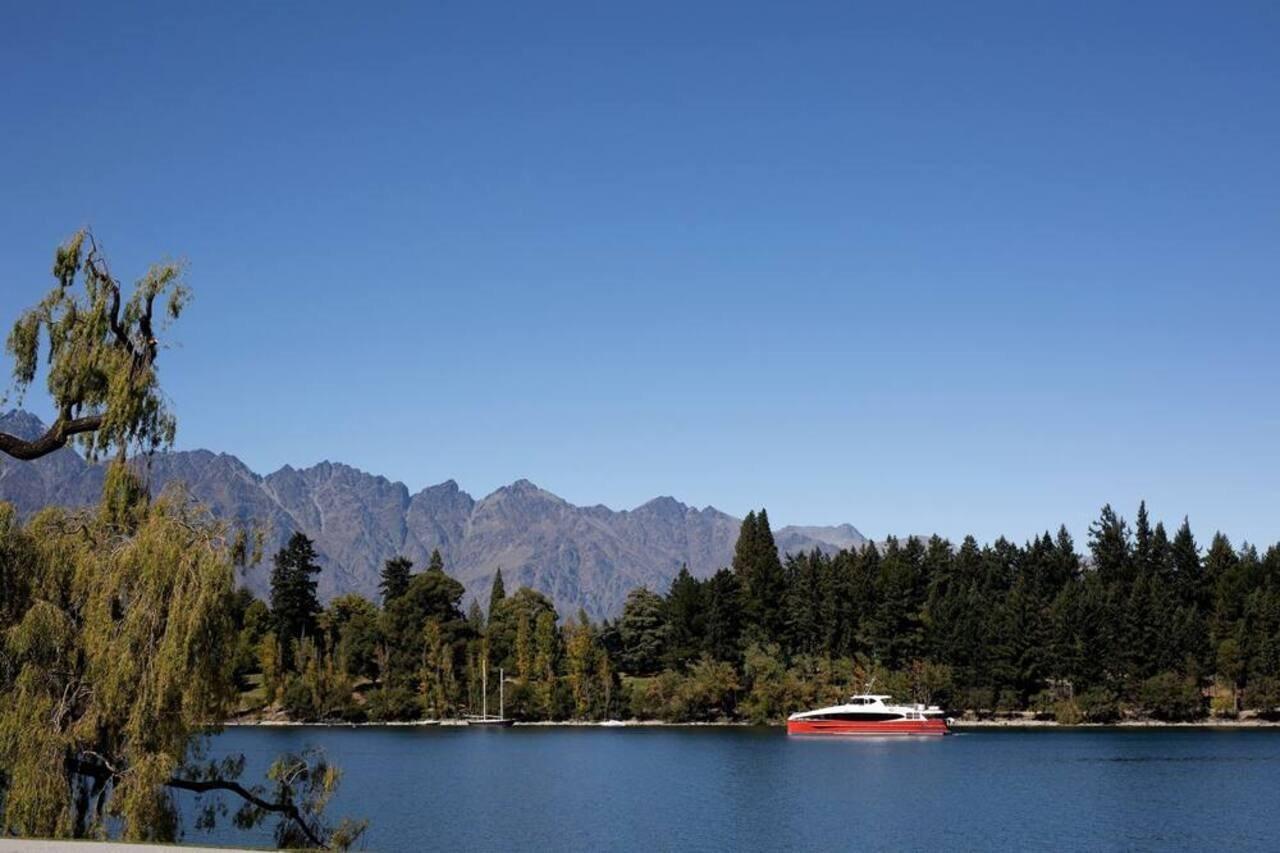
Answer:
top-left (0, 414), bottom-right (102, 460)
top-left (165, 776), bottom-right (328, 850)
top-left (67, 756), bottom-right (330, 850)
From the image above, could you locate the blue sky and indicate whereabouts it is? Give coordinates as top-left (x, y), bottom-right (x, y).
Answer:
top-left (2, 1), bottom-right (1277, 546)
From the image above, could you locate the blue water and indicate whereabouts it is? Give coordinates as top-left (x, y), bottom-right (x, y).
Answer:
top-left (178, 727), bottom-right (1280, 851)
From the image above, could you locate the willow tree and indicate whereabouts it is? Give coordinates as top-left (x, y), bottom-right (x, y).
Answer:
top-left (0, 475), bottom-right (363, 847)
top-left (1, 229), bottom-right (184, 462)
top-left (0, 234), bottom-right (364, 848)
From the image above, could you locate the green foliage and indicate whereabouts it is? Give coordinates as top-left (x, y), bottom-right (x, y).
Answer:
top-left (3, 231), bottom-right (188, 460)
top-left (279, 637), bottom-right (360, 723)
top-left (419, 619), bottom-right (459, 718)
top-left (619, 587), bottom-right (667, 675)
top-left (93, 496), bottom-right (1280, 755)
top-left (702, 568), bottom-right (742, 663)
top-left (733, 509), bottom-right (787, 640)
top-left (1075, 687), bottom-right (1122, 723)
top-left (487, 586), bottom-right (555, 674)
top-left (1245, 676), bottom-right (1280, 718)
top-left (0, 471), bottom-right (360, 847)
top-left (0, 471), bottom-right (235, 840)
top-left (741, 643), bottom-right (803, 723)
top-left (1053, 700), bottom-right (1084, 725)
top-left (257, 749), bottom-right (367, 849)
top-left (665, 565), bottom-right (704, 669)
top-left (323, 594), bottom-right (383, 681)
top-left (363, 687), bottom-right (423, 722)
top-left (378, 556), bottom-right (412, 606)
top-left (488, 568), bottom-right (506, 621)
top-left (268, 533), bottom-right (322, 669)
top-left (627, 658), bottom-right (740, 722)
top-left (1136, 672), bottom-right (1204, 722)
top-left (381, 569), bottom-right (468, 687)
top-left (531, 611), bottom-right (560, 717)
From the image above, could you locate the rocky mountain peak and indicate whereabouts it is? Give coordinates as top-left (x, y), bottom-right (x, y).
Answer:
top-left (0, 410), bottom-right (867, 619)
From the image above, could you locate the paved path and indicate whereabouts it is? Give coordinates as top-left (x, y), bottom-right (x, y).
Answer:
top-left (0, 841), bottom-right (265, 852)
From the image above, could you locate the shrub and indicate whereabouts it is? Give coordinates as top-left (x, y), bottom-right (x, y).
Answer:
top-left (281, 676), bottom-right (319, 721)
top-left (677, 657), bottom-right (739, 722)
top-left (1136, 672), bottom-right (1204, 722)
top-left (959, 687), bottom-right (995, 717)
top-left (1245, 676), bottom-right (1280, 719)
top-left (1210, 678), bottom-right (1238, 718)
top-left (1029, 689), bottom-right (1057, 719)
top-left (741, 644), bottom-right (798, 724)
top-left (1075, 687), bottom-right (1120, 723)
top-left (1053, 700), bottom-right (1084, 726)
top-left (364, 686), bottom-right (423, 722)
top-left (995, 689), bottom-right (1022, 714)
top-left (624, 674), bottom-right (675, 721)
top-left (337, 702), bottom-right (368, 724)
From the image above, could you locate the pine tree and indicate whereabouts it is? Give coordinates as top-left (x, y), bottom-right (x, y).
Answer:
top-left (1171, 518), bottom-right (1204, 608)
top-left (270, 532), bottom-right (323, 668)
top-left (703, 568), bottom-right (743, 662)
top-left (467, 599), bottom-right (486, 632)
top-left (488, 568), bottom-right (507, 622)
top-left (619, 587), bottom-right (668, 675)
top-left (732, 508), bottom-right (786, 640)
top-left (1089, 504), bottom-right (1132, 587)
top-left (1134, 501), bottom-right (1154, 578)
top-left (1206, 533), bottom-right (1242, 647)
top-left (428, 549), bottom-right (445, 573)
top-left (732, 511), bottom-right (759, 581)
top-left (379, 556), bottom-right (413, 605)
top-left (782, 551), bottom-right (823, 656)
top-left (665, 565), bottom-right (704, 668)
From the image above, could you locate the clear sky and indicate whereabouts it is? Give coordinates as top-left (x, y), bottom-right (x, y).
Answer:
top-left (2, 2), bottom-right (1277, 547)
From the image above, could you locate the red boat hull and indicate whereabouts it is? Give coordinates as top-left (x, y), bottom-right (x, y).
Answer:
top-left (787, 718), bottom-right (950, 736)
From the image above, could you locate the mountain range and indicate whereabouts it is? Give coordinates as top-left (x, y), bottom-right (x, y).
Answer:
top-left (0, 410), bottom-right (866, 619)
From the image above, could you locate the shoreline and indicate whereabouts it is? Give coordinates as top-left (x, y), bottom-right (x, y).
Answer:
top-left (219, 717), bottom-right (1280, 730)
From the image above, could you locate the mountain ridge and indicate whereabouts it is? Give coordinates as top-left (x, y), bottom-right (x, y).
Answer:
top-left (0, 410), bottom-right (866, 619)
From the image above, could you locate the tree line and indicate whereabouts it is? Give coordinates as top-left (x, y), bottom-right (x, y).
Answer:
top-left (248, 504), bottom-right (1280, 726)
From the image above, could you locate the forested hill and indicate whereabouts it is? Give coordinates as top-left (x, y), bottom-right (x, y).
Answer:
top-left (0, 410), bottom-right (864, 619)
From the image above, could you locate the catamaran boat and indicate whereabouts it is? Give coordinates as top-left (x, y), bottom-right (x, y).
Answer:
top-left (787, 694), bottom-right (951, 736)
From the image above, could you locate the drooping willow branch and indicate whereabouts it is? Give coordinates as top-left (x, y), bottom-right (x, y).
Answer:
top-left (2, 229), bottom-right (186, 463)
top-left (165, 776), bottom-right (328, 850)
top-left (68, 757), bottom-right (329, 850)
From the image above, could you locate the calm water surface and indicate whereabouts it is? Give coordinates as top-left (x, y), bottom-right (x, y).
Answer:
top-left (180, 727), bottom-right (1280, 851)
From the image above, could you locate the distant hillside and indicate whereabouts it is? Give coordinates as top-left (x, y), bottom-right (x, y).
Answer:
top-left (0, 410), bottom-right (866, 619)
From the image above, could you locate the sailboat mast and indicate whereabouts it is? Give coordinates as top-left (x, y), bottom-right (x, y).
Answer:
top-left (482, 661), bottom-right (488, 719)
top-left (500, 667), bottom-right (505, 720)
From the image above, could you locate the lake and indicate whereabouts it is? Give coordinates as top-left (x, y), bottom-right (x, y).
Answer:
top-left (179, 726), bottom-right (1280, 851)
